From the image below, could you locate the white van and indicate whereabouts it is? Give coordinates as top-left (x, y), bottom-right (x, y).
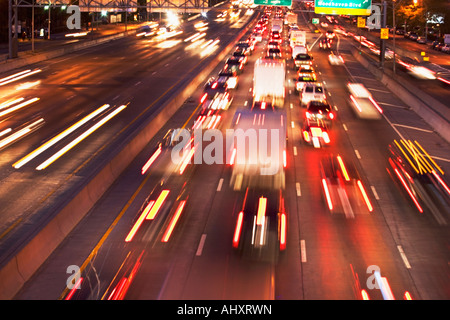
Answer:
top-left (292, 45), bottom-right (307, 60)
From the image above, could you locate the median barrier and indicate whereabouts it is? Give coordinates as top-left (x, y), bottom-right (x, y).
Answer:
top-left (0, 13), bottom-right (258, 300)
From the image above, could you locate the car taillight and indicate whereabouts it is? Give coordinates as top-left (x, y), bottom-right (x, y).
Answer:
top-left (329, 112), bottom-right (334, 119)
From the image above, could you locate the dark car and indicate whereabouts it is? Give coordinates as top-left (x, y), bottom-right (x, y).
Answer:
top-left (305, 100), bottom-right (335, 125)
top-left (232, 187), bottom-right (287, 262)
top-left (235, 41), bottom-right (254, 55)
top-left (232, 50), bottom-right (249, 64)
top-left (266, 47), bottom-right (282, 59)
top-left (294, 53), bottom-right (313, 70)
top-left (295, 70), bottom-right (317, 92)
top-left (319, 38), bottom-right (332, 50)
top-left (225, 56), bottom-right (245, 74)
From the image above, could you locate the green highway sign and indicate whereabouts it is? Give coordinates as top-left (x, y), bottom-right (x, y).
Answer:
top-left (253, 0), bottom-right (292, 6)
top-left (312, 18), bottom-right (319, 24)
top-left (314, 0), bottom-right (372, 16)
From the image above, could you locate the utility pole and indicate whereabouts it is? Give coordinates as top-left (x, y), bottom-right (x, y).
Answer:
top-left (379, 0), bottom-right (387, 68)
top-left (8, 0), bottom-right (19, 59)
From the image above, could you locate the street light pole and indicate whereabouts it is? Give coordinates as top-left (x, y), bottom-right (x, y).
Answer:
top-left (380, 0), bottom-right (387, 68)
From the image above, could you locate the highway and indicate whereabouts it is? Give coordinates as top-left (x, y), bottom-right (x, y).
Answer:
top-left (0, 6), bottom-right (255, 272)
top-left (3, 6), bottom-right (449, 301)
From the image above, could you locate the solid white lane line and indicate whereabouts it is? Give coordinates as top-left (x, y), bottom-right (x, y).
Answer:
top-left (216, 178), bottom-right (224, 191)
top-left (296, 182), bottom-right (301, 197)
top-left (371, 186), bottom-right (380, 200)
top-left (300, 240), bottom-right (307, 262)
top-left (397, 245), bottom-right (411, 269)
top-left (392, 123), bottom-right (433, 133)
top-left (196, 234), bottom-right (207, 256)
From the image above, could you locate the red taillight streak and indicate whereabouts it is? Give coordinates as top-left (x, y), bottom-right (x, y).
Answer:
top-left (322, 178), bottom-right (333, 210)
top-left (394, 168), bottom-right (423, 213)
top-left (357, 180), bottom-right (373, 212)
top-left (283, 149), bottom-right (287, 168)
top-left (350, 95), bottom-right (362, 112)
top-left (233, 211), bottom-right (244, 247)
top-left (280, 213), bottom-right (286, 250)
top-left (200, 93), bottom-right (208, 103)
top-left (162, 200), bottom-right (186, 242)
top-left (369, 96), bottom-right (383, 113)
top-left (432, 170), bottom-right (450, 195)
top-left (108, 277), bottom-right (127, 300)
top-left (65, 277), bottom-right (83, 300)
top-left (404, 291), bottom-right (413, 300)
top-left (141, 145), bottom-right (162, 175)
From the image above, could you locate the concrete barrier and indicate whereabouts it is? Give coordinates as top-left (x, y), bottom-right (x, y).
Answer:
top-left (351, 48), bottom-right (450, 143)
top-left (0, 14), bottom-right (258, 300)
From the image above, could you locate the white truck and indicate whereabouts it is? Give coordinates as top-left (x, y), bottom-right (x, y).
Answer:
top-left (229, 109), bottom-right (287, 191)
top-left (253, 58), bottom-right (286, 108)
top-left (272, 18), bottom-right (283, 33)
top-left (285, 12), bottom-right (297, 26)
top-left (290, 30), bottom-right (306, 48)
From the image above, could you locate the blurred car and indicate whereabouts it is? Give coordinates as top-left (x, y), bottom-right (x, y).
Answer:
top-left (294, 53), bottom-right (314, 71)
top-left (387, 139), bottom-right (450, 222)
top-left (409, 33), bottom-right (419, 41)
top-left (217, 69), bottom-right (239, 89)
top-left (320, 154), bottom-right (374, 215)
top-left (270, 31), bottom-right (282, 44)
top-left (201, 79), bottom-right (232, 110)
top-left (319, 38), bottom-right (332, 50)
top-left (300, 83), bottom-right (326, 106)
top-left (233, 50), bottom-right (249, 64)
top-left (301, 118), bottom-right (330, 148)
top-left (441, 44), bottom-right (450, 53)
top-left (305, 100), bottom-right (335, 125)
top-left (416, 36), bottom-right (427, 44)
top-left (431, 41), bottom-right (443, 50)
top-left (347, 82), bottom-right (383, 119)
top-left (266, 47), bottom-right (282, 59)
top-left (268, 41), bottom-right (280, 49)
top-left (235, 40), bottom-right (254, 54)
top-left (232, 188), bottom-right (287, 261)
top-left (251, 32), bottom-right (263, 42)
top-left (295, 70), bottom-right (317, 92)
top-left (328, 52), bottom-right (344, 65)
top-left (325, 30), bottom-right (335, 39)
top-left (225, 56), bottom-right (245, 74)
top-left (193, 107), bottom-right (223, 130)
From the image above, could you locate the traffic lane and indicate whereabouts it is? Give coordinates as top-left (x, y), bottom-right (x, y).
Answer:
top-left (318, 36), bottom-right (449, 298)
